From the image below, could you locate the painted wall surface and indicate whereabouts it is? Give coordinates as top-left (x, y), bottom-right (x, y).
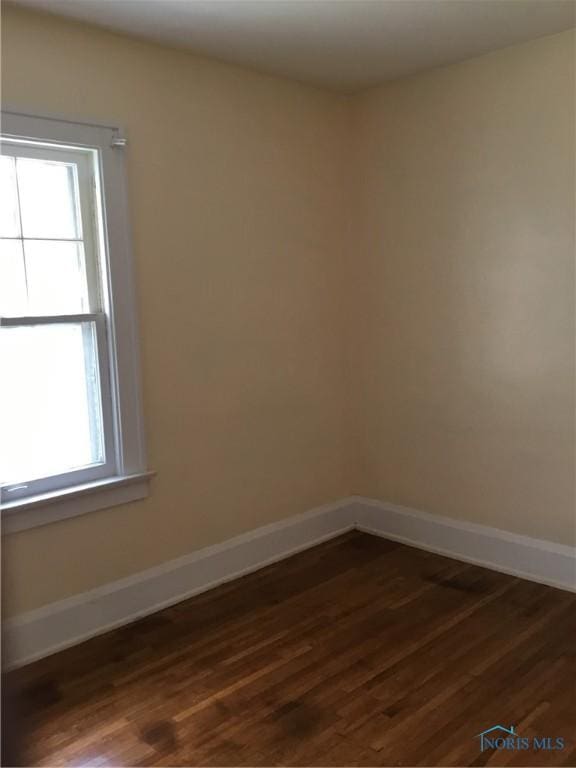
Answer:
top-left (352, 31), bottom-right (575, 545)
top-left (1, 5), bottom-right (352, 616)
top-left (1, 6), bottom-right (574, 619)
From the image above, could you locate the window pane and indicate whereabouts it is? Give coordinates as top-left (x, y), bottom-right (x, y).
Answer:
top-left (0, 156), bottom-right (21, 237)
top-left (17, 157), bottom-right (80, 239)
top-left (0, 322), bottom-right (105, 485)
top-left (24, 240), bottom-right (89, 314)
top-left (0, 240), bottom-right (27, 316)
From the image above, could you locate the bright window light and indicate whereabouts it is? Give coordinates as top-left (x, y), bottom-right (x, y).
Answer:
top-left (0, 322), bottom-right (104, 485)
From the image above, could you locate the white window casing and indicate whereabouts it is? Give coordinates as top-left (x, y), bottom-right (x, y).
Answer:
top-left (1, 111), bottom-right (152, 533)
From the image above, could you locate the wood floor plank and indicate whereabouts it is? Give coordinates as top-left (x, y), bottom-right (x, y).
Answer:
top-left (8, 531), bottom-right (575, 767)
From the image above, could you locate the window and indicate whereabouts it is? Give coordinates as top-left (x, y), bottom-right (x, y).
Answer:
top-left (1, 112), bottom-right (149, 532)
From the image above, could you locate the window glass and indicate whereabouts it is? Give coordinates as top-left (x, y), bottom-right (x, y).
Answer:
top-left (0, 155), bottom-right (21, 238)
top-left (17, 157), bottom-right (81, 240)
top-left (24, 240), bottom-right (89, 314)
top-left (0, 152), bottom-right (90, 316)
top-left (0, 322), bottom-right (105, 485)
top-left (0, 239), bottom-right (27, 316)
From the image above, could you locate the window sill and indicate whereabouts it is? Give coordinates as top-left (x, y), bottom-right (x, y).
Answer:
top-left (1, 472), bottom-right (154, 534)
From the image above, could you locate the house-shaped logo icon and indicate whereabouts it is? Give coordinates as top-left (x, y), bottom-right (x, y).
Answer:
top-left (477, 725), bottom-right (516, 752)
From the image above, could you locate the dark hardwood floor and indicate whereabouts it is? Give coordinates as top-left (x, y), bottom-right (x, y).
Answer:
top-left (9, 531), bottom-right (576, 767)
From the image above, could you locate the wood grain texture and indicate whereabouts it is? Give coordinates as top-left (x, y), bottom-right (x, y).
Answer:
top-left (9, 532), bottom-right (576, 766)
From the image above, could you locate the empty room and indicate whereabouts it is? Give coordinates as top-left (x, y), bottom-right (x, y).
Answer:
top-left (1, 0), bottom-right (575, 765)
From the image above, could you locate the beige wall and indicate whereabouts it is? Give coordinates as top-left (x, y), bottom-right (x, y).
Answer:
top-left (2, 7), bottom-right (574, 619)
top-left (1, 5), bottom-right (352, 616)
top-left (352, 30), bottom-right (575, 545)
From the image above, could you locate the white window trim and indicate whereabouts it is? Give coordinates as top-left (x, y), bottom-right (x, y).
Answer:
top-left (1, 110), bottom-right (151, 533)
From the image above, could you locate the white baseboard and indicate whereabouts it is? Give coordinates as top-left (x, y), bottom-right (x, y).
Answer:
top-left (3, 498), bottom-right (354, 669)
top-left (350, 497), bottom-right (576, 594)
top-left (5, 495), bottom-right (574, 669)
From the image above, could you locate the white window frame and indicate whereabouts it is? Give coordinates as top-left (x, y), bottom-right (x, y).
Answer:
top-left (1, 111), bottom-right (151, 533)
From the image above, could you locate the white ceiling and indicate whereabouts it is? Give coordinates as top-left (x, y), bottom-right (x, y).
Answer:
top-left (12, 0), bottom-right (576, 91)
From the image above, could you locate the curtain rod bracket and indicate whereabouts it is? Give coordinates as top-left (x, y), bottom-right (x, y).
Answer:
top-left (110, 130), bottom-right (127, 148)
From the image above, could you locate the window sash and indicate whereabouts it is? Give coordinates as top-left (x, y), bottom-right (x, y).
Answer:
top-left (0, 141), bottom-right (103, 314)
top-left (0, 312), bottom-right (117, 501)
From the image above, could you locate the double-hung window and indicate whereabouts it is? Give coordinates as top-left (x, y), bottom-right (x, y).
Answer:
top-left (1, 112), bottom-right (149, 532)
